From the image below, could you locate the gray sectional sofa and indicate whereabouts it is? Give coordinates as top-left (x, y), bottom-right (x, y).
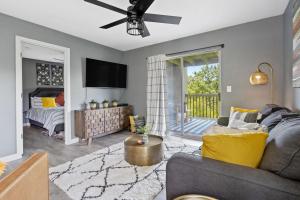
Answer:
top-left (166, 104), bottom-right (300, 200)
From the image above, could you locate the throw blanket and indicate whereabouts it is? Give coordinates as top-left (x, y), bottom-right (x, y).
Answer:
top-left (27, 107), bottom-right (64, 136)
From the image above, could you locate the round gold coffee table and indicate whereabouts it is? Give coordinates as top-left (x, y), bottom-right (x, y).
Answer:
top-left (174, 194), bottom-right (217, 200)
top-left (124, 134), bottom-right (163, 166)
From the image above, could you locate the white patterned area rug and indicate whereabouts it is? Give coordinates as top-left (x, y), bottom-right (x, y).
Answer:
top-left (49, 139), bottom-right (199, 200)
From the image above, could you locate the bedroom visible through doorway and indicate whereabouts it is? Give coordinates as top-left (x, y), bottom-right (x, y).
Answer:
top-left (15, 36), bottom-right (75, 159)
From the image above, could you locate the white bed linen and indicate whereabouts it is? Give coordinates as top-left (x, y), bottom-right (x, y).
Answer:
top-left (26, 107), bottom-right (64, 136)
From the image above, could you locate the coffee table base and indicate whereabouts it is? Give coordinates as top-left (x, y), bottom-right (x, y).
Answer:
top-left (124, 135), bottom-right (163, 166)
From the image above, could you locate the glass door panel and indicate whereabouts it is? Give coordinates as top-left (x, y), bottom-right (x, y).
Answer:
top-left (166, 58), bottom-right (183, 134)
top-left (182, 51), bottom-right (221, 136)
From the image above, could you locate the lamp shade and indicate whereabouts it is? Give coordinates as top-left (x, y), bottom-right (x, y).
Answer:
top-left (249, 69), bottom-right (269, 85)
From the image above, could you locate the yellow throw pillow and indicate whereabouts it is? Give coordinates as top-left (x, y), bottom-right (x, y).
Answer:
top-left (41, 97), bottom-right (57, 108)
top-left (231, 106), bottom-right (258, 113)
top-left (0, 161), bottom-right (6, 176)
top-left (129, 116), bottom-right (136, 133)
top-left (202, 132), bottom-right (268, 168)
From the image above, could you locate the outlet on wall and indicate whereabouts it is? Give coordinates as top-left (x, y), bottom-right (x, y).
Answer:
top-left (226, 85), bottom-right (232, 93)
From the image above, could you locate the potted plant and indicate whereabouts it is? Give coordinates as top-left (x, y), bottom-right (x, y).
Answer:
top-left (89, 100), bottom-right (98, 110)
top-left (102, 100), bottom-right (109, 108)
top-left (111, 99), bottom-right (118, 107)
top-left (137, 125), bottom-right (149, 144)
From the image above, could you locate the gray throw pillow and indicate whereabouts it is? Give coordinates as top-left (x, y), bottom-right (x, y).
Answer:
top-left (259, 117), bottom-right (300, 180)
top-left (260, 109), bottom-right (290, 131)
top-left (258, 104), bottom-right (290, 123)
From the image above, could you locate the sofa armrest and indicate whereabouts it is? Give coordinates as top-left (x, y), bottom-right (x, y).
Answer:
top-left (166, 153), bottom-right (300, 200)
top-left (217, 117), bottom-right (229, 126)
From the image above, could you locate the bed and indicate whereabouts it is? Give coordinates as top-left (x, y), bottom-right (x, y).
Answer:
top-left (27, 88), bottom-right (64, 136)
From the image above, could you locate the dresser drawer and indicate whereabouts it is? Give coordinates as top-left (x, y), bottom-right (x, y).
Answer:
top-left (104, 108), bottom-right (120, 119)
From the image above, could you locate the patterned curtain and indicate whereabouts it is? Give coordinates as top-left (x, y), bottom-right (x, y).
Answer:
top-left (146, 55), bottom-right (168, 137)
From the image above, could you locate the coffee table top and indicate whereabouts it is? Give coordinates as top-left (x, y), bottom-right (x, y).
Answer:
top-left (124, 134), bottom-right (163, 147)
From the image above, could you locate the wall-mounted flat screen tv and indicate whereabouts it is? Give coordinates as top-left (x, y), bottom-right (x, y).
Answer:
top-left (85, 58), bottom-right (127, 88)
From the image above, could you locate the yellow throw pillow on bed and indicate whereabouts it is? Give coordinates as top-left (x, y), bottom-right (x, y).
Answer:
top-left (41, 97), bottom-right (57, 108)
top-left (202, 132), bottom-right (268, 168)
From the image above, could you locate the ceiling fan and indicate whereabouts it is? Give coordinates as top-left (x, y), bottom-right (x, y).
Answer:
top-left (84, 0), bottom-right (182, 37)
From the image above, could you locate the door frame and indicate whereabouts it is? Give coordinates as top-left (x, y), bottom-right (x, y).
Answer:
top-left (13, 36), bottom-right (77, 161)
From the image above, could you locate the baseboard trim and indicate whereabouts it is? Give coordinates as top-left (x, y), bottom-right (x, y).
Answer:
top-left (0, 153), bottom-right (22, 162)
top-left (65, 137), bottom-right (79, 145)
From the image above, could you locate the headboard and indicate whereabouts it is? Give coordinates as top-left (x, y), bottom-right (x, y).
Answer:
top-left (29, 88), bottom-right (64, 109)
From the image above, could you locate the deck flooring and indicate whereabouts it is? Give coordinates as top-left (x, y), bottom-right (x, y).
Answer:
top-left (168, 118), bottom-right (216, 135)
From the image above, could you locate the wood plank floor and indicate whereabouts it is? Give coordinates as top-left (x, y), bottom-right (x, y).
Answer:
top-left (5, 127), bottom-right (200, 200)
top-left (7, 127), bottom-right (132, 200)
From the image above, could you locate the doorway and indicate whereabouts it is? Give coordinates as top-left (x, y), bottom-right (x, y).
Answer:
top-left (167, 50), bottom-right (221, 137)
top-left (15, 36), bottom-right (76, 158)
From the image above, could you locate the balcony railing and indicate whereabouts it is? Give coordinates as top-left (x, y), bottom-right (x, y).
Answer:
top-left (185, 93), bottom-right (220, 119)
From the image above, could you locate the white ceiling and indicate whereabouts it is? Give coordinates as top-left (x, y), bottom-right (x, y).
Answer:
top-left (0, 0), bottom-right (289, 51)
top-left (22, 43), bottom-right (64, 63)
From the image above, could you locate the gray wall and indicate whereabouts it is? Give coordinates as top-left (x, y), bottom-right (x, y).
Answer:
top-left (22, 58), bottom-right (64, 111)
top-left (283, 0), bottom-right (300, 111)
top-left (0, 13), bottom-right (124, 157)
top-left (0, 11), bottom-right (287, 158)
top-left (122, 16), bottom-right (285, 117)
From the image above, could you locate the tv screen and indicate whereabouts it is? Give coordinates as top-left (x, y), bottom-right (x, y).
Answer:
top-left (85, 58), bottom-right (127, 88)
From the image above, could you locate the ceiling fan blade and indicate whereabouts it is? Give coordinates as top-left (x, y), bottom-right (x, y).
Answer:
top-left (84, 0), bottom-right (127, 15)
top-left (100, 18), bottom-right (127, 29)
top-left (144, 13), bottom-right (182, 24)
top-left (133, 0), bottom-right (155, 16)
top-left (140, 24), bottom-right (150, 37)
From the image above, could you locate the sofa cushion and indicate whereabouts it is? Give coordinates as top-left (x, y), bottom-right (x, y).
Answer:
top-left (260, 109), bottom-right (290, 131)
top-left (167, 153), bottom-right (300, 200)
top-left (260, 117), bottom-right (300, 180)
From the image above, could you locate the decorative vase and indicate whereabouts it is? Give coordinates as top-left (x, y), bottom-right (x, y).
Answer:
top-left (89, 103), bottom-right (97, 110)
top-left (142, 134), bottom-right (149, 144)
top-left (112, 101), bottom-right (118, 107)
top-left (103, 102), bottom-right (109, 108)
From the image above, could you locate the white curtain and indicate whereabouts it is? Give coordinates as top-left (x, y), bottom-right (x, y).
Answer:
top-left (146, 54), bottom-right (168, 137)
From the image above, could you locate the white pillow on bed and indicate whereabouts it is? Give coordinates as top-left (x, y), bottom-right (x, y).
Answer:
top-left (31, 97), bottom-right (43, 108)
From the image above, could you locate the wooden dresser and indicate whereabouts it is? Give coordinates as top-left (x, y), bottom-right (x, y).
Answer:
top-left (75, 106), bottom-right (133, 144)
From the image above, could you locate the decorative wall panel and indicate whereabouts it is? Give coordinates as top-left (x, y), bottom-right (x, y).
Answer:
top-left (51, 65), bottom-right (64, 86)
top-left (36, 63), bottom-right (50, 86)
top-left (36, 63), bottom-right (64, 86)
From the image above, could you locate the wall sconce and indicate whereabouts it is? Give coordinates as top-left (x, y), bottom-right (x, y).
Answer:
top-left (249, 62), bottom-right (274, 103)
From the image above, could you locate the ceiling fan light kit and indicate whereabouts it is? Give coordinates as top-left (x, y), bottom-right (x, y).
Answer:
top-left (127, 18), bottom-right (144, 36)
top-left (84, 0), bottom-right (182, 37)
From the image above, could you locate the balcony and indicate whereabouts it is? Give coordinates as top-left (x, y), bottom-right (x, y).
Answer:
top-left (168, 93), bottom-right (220, 135)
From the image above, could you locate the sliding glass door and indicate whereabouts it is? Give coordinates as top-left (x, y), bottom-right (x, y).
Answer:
top-left (167, 50), bottom-right (221, 137)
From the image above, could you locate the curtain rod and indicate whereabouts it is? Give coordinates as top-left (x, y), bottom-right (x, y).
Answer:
top-left (145, 44), bottom-right (224, 60)
top-left (166, 44), bottom-right (224, 57)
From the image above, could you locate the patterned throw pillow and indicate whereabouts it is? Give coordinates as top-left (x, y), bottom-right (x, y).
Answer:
top-left (31, 97), bottom-right (43, 108)
top-left (228, 107), bottom-right (259, 128)
top-left (129, 115), bottom-right (145, 133)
